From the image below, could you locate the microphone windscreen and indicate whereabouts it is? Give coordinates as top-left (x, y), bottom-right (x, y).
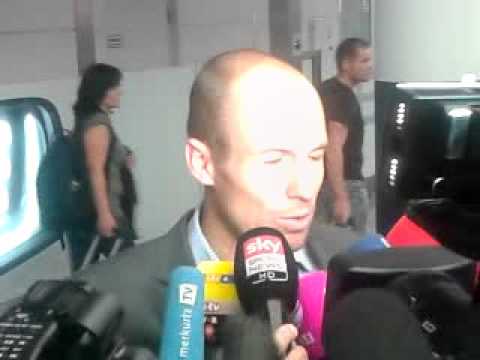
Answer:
top-left (297, 270), bottom-right (327, 359)
top-left (388, 271), bottom-right (472, 356)
top-left (159, 266), bottom-right (204, 360)
top-left (234, 227), bottom-right (298, 315)
top-left (458, 305), bottom-right (480, 359)
top-left (325, 246), bottom-right (475, 315)
top-left (324, 288), bottom-right (434, 360)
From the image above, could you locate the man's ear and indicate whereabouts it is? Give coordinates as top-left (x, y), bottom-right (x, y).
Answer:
top-left (185, 138), bottom-right (215, 186)
top-left (339, 58), bottom-right (349, 74)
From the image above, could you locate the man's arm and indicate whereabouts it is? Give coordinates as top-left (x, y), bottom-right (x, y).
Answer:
top-left (325, 120), bottom-right (351, 224)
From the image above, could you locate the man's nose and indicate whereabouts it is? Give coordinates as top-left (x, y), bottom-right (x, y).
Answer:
top-left (287, 161), bottom-right (319, 201)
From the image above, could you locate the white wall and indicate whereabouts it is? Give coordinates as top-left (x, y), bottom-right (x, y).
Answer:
top-left (340, 0), bottom-right (370, 40)
top-left (300, 0), bottom-right (339, 80)
top-left (94, 0), bottom-right (271, 70)
top-left (0, 78), bottom-right (77, 127)
top-left (94, 0), bottom-right (276, 69)
top-left (94, 0), bottom-right (171, 70)
top-left (0, 0), bottom-right (271, 85)
top-left (0, 0), bottom-right (172, 84)
top-left (0, 0), bottom-right (77, 84)
top-left (112, 67), bottom-right (202, 240)
top-left (176, 0), bottom-right (270, 67)
top-left (375, 0), bottom-right (480, 82)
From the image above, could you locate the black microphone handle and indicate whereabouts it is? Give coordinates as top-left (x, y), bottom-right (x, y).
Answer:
top-left (266, 298), bottom-right (296, 353)
top-left (222, 312), bottom-right (281, 360)
top-left (266, 299), bottom-right (283, 331)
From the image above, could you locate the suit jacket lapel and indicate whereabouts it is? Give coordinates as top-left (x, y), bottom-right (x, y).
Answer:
top-left (305, 219), bottom-right (359, 270)
top-left (152, 209), bottom-right (196, 284)
top-left (305, 220), bottom-right (329, 269)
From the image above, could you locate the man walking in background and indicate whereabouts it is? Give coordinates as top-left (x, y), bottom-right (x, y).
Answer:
top-left (316, 38), bottom-right (373, 235)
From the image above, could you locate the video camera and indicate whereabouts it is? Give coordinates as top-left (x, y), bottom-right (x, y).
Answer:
top-left (0, 280), bottom-right (154, 360)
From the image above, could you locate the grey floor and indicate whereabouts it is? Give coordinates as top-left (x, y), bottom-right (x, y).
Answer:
top-left (0, 242), bottom-right (70, 303)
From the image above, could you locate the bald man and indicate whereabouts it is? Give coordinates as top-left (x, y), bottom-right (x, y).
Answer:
top-left (75, 50), bottom-right (357, 357)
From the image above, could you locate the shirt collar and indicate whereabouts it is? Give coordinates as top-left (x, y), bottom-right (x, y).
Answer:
top-left (188, 206), bottom-right (316, 274)
top-left (293, 247), bottom-right (316, 274)
top-left (188, 207), bottom-right (219, 264)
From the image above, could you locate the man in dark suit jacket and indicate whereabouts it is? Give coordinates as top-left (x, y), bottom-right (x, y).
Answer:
top-left (75, 49), bottom-right (358, 358)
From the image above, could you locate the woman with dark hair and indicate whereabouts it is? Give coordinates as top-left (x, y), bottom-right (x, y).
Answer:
top-left (69, 62), bottom-right (137, 271)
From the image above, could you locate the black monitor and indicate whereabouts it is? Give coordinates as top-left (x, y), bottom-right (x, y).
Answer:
top-left (376, 81), bottom-right (480, 235)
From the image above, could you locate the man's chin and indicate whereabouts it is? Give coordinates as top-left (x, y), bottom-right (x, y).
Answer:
top-left (285, 231), bottom-right (309, 251)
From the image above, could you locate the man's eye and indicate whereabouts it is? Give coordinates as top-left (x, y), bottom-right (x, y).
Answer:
top-left (264, 156), bottom-right (283, 165)
top-left (262, 151), bottom-right (286, 164)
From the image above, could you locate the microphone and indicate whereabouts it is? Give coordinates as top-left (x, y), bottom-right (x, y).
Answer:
top-left (159, 266), bottom-right (205, 360)
top-left (324, 288), bottom-right (435, 360)
top-left (294, 235), bottom-right (387, 359)
top-left (197, 261), bottom-right (239, 317)
top-left (296, 270), bottom-right (327, 360)
top-left (197, 261), bottom-right (240, 345)
top-left (234, 227), bottom-right (298, 331)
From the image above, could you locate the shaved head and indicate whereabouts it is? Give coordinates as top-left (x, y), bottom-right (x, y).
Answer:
top-left (185, 48), bottom-right (327, 254)
top-left (187, 49), bottom-right (306, 155)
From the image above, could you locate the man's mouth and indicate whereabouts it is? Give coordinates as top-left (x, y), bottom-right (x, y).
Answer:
top-left (277, 211), bottom-right (313, 233)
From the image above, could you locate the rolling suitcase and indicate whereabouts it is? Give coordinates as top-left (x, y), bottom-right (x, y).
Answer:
top-left (64, 232), bottom-right (125, 272)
